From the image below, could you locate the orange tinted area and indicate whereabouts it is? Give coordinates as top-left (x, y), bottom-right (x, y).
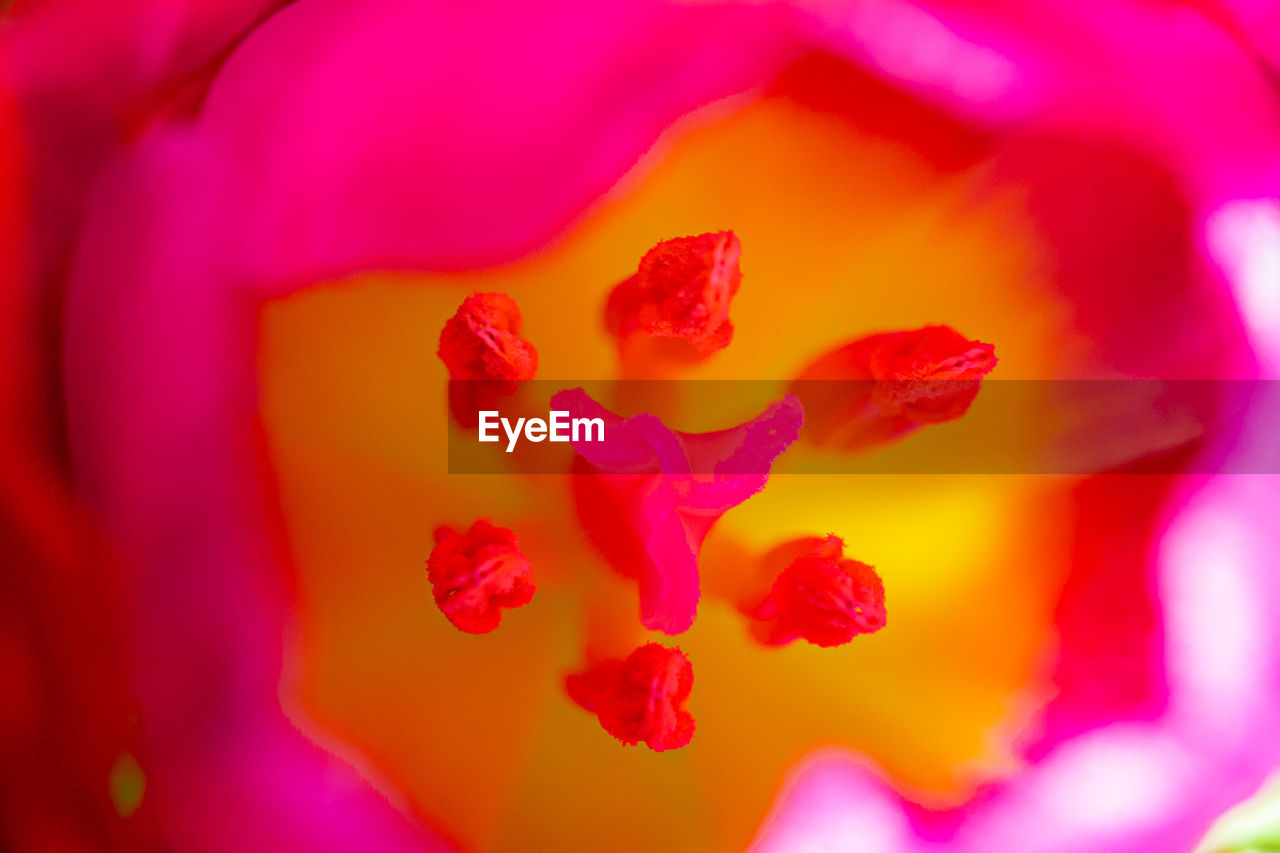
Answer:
top-left (260, 90), bottom-right (1075, 852)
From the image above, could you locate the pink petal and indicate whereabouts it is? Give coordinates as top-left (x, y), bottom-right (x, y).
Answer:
top-left (196, 0), bottom-right (797, 290)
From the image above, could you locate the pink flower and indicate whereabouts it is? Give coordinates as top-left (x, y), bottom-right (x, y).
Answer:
top-left (3, 0), bottom-right (1280, 850)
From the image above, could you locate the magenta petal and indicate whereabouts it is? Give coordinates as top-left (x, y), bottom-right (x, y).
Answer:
top-left (64, 133), bottom-right (453, 851)
top-left (195, 0), bottom-right (797, 289)
top-left (1, 0), bottom-right (289, 289)
top-left (552, 388), bottom-right (801, 633)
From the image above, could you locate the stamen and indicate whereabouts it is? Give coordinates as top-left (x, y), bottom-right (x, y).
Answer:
top-left (606, 231), bottom-right (742, 352)
top-left (426, 520), bottom-right (534, 634)
top-left (437, 292), bottom-right (538, 385)
top-left (793, 325), bottom-right (996, 449)
top-left (566, 643), bottom-right (695, 751)
top-left (748, 535), bottom-right (886, 648)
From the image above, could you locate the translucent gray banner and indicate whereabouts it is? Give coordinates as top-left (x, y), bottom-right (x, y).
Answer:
top-left (444, 380), bottom-right (1275, 475)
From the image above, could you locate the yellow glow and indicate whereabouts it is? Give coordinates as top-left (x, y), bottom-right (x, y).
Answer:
top-left (260, 93), bottom-right (1077, 852)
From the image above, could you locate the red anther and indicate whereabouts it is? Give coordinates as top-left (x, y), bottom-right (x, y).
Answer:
top-left (868, 324), bottom-right (996, 381)
top-left (792, 325), bottom-right (996, 449)
top-left (426, 520), bottom-right (534, 634)
top-left (867, 325), bottom-right (997, 420)
top-left (437, 293), bottom-right (538, 385)
top-left (606, 231), bottom-right (742, 352)
top-left (566, 643), bottom-right (695, 752)
top-left (750, 535), bottom-right (886, 648)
